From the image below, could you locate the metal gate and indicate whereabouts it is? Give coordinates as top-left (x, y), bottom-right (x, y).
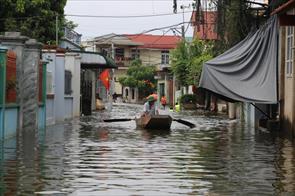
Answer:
top-left (81, 70), bottom-right (92, 116)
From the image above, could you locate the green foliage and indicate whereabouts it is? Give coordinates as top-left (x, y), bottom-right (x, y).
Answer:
top-left (179, 94), bottom-right (197, 104)
top-left (171, 38), bottom-right (213, 86)
top-left (188, 54), bottom-right (212, 85)
top-left (212, 0), bottom-right (263, 55)
top-left (0, 0), bottom-right (69, 44)
top-left (119, 59), bottom-right (157, 97)
top-left (170, 40), bottom-right (190, 86)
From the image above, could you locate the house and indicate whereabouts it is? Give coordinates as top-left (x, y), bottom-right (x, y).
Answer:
top-left (89, 34), bottom-right (142, 103)
top-left (126, 34), bottom-right (181, 105)
top-left (271, 0), bottom-right (295, 136)
top-left (89, 33), bottom-right (181, 104)
top-left (190, 10), bottom-right (218, 40)
top-left (44, 29), bottom-right (117, 125)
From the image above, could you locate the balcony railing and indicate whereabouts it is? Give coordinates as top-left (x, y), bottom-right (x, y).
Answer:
top-left (115, 56), bottom-right (133, 67)
top-left (64, 27), bottom-right (82, 45)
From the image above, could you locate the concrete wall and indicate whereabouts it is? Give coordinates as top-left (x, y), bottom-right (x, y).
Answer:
top-left (46, 98), bottom-right (55, 125)
top-left (22, 39), bottom-right (41, 130)
top-left (64, 97), bottom-right (73, 119)
top-left (114, 69), bottom-right (126, 95)
top-left (0, 32), bottom-right (44, 140)
top-left (55, 53), bottom-right (66, 122)
top-left (65, 53), bottom-right (80, 117)
top-left (44, 50), bottom-right (81, 124)
top-left (123, 87), bottom-right (138, 103)
top-left (43, 52), bottom-right (56, 125)
top-left (140, 49), bottom-right (162, 66)
top-left (280, 19), bottom-right (295, 135)
top-left (73, 54), bottom-right (81, 116)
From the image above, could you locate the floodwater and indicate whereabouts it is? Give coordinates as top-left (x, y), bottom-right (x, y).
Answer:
top-left (1, 103), bottom-right (295, 195)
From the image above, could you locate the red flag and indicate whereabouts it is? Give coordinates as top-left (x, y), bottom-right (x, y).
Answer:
top-left (99, 69), bottom-right (110, 91)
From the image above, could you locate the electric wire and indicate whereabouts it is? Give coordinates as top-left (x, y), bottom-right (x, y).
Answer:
top-left (66, 11), bottom-right (192, 18)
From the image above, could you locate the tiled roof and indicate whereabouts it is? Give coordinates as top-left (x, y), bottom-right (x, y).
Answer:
top-left (126, 34), bottom-right (181, 49)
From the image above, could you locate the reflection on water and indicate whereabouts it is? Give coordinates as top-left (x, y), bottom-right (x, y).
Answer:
top-left (1, 103), bottom-right (295, 195)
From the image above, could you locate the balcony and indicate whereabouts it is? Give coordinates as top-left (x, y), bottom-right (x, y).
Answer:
top-left (64, 27), bottom-right (82, 45)
top-left (115, 56), bottom-right (133, 67)
top-left (157, 64), bottom-right (171, 71)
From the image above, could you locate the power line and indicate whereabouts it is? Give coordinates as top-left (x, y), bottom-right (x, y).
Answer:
top-left (0, 10), bottom-right (193, 21)
top-left (68, 0), bottom-right (192, 1)
top-left (65, 11), bottom-right (192, 18)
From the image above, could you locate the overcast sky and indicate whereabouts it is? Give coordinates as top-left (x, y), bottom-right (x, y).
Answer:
top-left (64, 0), bottom-right (195, 40)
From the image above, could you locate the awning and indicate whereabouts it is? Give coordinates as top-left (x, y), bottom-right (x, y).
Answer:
top-left (70, 50), bottom-right (117, 69)
top-left (199, 15), bottom-right (278, 104)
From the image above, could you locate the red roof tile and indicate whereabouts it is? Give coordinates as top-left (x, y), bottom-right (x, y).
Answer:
top-left (126, 34), bottom-right (181, 49)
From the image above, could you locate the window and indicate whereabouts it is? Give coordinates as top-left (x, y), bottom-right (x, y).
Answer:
top-left (65, 70), bottom-right (72, 95)
top-left (131, 49), bottom-right (140, 59)
top-left (161, 50), bottom-right (169, 65)
top-left (132, 88), bottom-right (135, 99)
top-left (115, 48), bottom-right (124, 59)
top-left (286, 26), bottom-right (294, 77)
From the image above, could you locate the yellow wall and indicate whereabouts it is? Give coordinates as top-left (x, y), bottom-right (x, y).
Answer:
top-left (140, 49), bottom-right (163, 66)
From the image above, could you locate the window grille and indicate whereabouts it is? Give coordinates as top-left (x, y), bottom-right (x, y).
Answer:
top-left (286, 26), bottom-right (294, 77)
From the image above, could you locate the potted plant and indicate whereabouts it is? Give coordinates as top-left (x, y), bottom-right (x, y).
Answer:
top-left (179, 94), bottom-right (197, 110)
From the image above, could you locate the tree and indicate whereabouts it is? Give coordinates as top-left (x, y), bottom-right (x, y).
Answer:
top-left (170, 40), bottom-right (190, 87)
top-left (119, 59), bottom-right (157, 98)
top-left (0, 0), bottom-right (69, 44)
top-left (211, 0), bottom-right (265, 55)
top-left (171, 39), bottom-right (213, 87)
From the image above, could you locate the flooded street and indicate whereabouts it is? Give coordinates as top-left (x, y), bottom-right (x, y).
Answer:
top-left (1, 103), bottom-right (295, 195)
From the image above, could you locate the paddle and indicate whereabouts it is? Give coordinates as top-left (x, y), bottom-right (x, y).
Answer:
top-left (172, 118), bottom-right (196, 128)
top-left (103, 117), bottom-right (195, 128)
top-left (103, 118), bottom-right (134, 122)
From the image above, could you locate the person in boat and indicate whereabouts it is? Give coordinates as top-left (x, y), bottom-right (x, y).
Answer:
top-left (143, 94), bottom-right (159, 116)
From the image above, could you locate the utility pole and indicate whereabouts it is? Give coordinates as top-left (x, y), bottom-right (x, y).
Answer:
top-left (180, 4), bottom-right (190, 39)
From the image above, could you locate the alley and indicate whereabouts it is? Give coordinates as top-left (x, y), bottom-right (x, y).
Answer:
top-left (1, 103), bottom-right (295, 195)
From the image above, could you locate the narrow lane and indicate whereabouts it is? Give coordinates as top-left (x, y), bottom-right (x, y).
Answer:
top-left (1, 103), bottom-right (295, 195)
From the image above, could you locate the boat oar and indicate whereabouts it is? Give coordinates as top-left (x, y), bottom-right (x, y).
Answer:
top-left (103, 118), bottom-right (134, 122)
top-left (172, 118), bottom-right (196, 128)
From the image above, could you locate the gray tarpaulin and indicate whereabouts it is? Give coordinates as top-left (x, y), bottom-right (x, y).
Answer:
top-left (199, 16), bottom-right (278, 104)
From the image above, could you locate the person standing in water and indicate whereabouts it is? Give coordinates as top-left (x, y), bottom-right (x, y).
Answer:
top-left (160, 95), bottom-right (167, 110)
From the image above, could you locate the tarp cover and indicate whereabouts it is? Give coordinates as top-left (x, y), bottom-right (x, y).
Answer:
top-left (199, 16), bottom-right (278, 103)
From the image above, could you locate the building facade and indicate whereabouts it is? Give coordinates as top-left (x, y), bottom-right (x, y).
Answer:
top-left (190, 10), bottom-right (218, 40)
top-left (272, 1), bottom-right (295, 136)
top-left (88, 34), bottom-right (181, 104)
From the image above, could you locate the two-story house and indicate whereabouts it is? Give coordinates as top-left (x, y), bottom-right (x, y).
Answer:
top-left (126, 34), bottom-right (181, 105)
top-left (89, 33), bottom-right (181, 104)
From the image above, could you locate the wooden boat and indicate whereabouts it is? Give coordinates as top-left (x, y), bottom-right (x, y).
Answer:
top-left (135, 114), bottom-right (173, 130)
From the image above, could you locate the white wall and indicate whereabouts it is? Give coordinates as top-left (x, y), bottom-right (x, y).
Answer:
top-left (65, 53), bottom-right (81, 117)
top-left (43, 52), bottom-right (56, 125)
